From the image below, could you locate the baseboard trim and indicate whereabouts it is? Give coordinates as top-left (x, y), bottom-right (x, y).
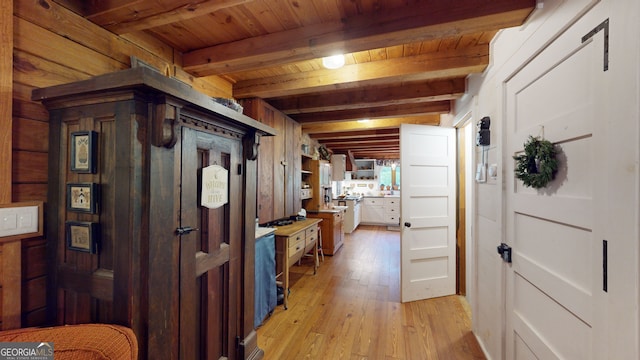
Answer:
top-left (239, 330), bottom-right (264, 360)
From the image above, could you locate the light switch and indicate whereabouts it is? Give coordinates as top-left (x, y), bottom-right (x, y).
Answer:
top-left (0, 205), bottom-right (39, 238)
top-left (2, 213), bottom-right (17, 230)
top-left (19, 212), bottom-right (33, 228)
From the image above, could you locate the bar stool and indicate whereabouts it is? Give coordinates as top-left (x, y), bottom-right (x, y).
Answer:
top-left (316, 226), bottom-right (324, 262)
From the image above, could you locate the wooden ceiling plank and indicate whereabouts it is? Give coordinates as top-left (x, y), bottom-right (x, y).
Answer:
top-left (354, 154), bottom-right (399, 160)
top-left (310, 128), bottom-right (399, 139)
top-left (292, 101), bottom-right (450, 123)
top-left (232, 45), bottom-right (488, 98)
top-left (314, 134), bottom-right (399, 142)
top-left (347, 149), bottom-right (400, 154)
top-left (102, 0), bottom-right (256, 34)
top-left (325, 141), bottom-right (399, 149)
top-left (301, 116), bottom-right (440, 133)
top-left (350, 148), bottom-right (399, 154)
top-left (311, 0), bottom-right (344, 23)
top-left (320, 135), bottom-right (399, 143)
top-left (269, 78), bottom-right (466, 114)
top-left (55, 0), bottom-right (143, 18)
top-left (183, 0), bottom-right (535, 75)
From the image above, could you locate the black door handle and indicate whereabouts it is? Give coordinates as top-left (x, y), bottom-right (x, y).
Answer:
top-left (404, 222), bottom-right (411, 228)
top-left (176, 226), bottom-right (199, 235)
top-left (497, 243), bottom-right (512, 263)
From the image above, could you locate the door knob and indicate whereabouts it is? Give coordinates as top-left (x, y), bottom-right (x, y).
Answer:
top-left (404, 222), bottom-right (411, 228)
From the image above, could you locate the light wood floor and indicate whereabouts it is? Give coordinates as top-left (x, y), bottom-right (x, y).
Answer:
top-left (256, 225), bottom-right (486, 360)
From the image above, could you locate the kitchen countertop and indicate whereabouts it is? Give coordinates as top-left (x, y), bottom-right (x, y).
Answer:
top-left (271, 218), bottom-right (323, 237)
top-left (333, 195), bottom-right (363, 201)
top-left (307, 205), bottom-right (348, 213)
top-left (255, 227), bottom-right (276, 239)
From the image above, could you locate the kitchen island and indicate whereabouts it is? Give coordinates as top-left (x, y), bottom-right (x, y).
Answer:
top-left (333, 196), bottom-right (362, 233)
top-left (272, 218), bottom-right (322, 309)
top-left (307, 207), bottom-right (346, 256)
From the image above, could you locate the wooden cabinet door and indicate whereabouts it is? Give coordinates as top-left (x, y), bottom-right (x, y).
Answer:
top-left (179, 127), bottom-right (242, 359)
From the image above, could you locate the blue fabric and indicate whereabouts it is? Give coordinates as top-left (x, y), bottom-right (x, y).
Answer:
top-left (254, 233), bottom-right (276, 327)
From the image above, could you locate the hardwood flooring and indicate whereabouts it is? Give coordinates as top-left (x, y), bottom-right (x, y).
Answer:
top-left (256, 225), bottom-right (486, 360)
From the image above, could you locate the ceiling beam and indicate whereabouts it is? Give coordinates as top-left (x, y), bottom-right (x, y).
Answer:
top-left (269, 78), bottom-right (466, 114)
top-left (183, 0), bottom-right (535, 76)
top-left (321, 135), bottom-right (399, 144)
top-left (349, 150), bottom-right (400, 160)
top-left (301, 115), bottom-right (440, 133)
top-left (325, 140), bottom-right (399, 150)
top-left (310, 128), bottom-right (399, 140)
top-left (232, 45), bottom-right (488, 98)
top-left (293, 101), bottom-right (450, 124)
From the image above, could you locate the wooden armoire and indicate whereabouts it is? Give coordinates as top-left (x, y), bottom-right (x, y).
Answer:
top-left (32, 67), bottom-right (276, 359)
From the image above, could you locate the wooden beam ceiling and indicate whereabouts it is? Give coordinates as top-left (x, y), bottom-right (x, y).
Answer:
top-left (302, 116), bottom-right (440, 134)
top-left (293, 101), bottom-right (451, 124)
top-left (51, 0), bottom-right (537, 160)
top-left (304, 116), bottom-right (439, 159)
top-left (268, 78), bottom-right (466, 115)
top-left (182, 0), bottom-right (536, 76)
top-left (231, 45), bottom-right (488, 99)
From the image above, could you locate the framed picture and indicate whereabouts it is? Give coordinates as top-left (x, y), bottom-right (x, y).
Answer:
top-left (70, 131), bottom-right (97, 173)
top-left (66, 221), bottom-right (99, 254)
top-left (67, 183), bottom-right (99, 213)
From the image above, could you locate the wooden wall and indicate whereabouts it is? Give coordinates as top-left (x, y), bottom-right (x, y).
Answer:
top-left (5, 0), bottom-right (234, 328)
top-left (241, 98), bottom-right (302, 223)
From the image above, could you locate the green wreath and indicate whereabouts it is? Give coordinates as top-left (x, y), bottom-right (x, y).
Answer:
top-left (513, 136), bottom-right (558, 189)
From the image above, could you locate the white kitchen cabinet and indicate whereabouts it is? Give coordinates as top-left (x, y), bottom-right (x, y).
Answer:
top-left (319, 160), bottom-right (332, 187)
top-left (361, 197), bottom-right (385, 224)
top-left (354, 159), bottom-right (376, 180)
top-left (361, 197), bottom-right (400, 226)
top-left (334, 198), bottom-right (361, 233)
top-left (384, 197), bottom-right (400, 225)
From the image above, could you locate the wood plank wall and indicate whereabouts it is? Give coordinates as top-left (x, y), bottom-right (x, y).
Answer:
top-left (241, 98), bottom-right (302, 223)
top-left (7, 0), bottom-right (234, 328)
top-left (1, 0), bottom-right (21, 330)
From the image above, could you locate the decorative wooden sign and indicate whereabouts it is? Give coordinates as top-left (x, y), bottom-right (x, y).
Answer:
top-left (201, 165), bottom-right (228, 209)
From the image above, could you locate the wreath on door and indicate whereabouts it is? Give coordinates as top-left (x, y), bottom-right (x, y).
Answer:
top-left (513, 136), bottom-right (558, 189)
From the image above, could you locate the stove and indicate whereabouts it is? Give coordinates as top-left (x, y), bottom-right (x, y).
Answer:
top-left (260, 218), bottom-right (294, 227)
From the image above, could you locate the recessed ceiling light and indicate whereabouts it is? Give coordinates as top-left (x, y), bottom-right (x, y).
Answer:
top-left (322, 54), bottom-right (345, 69)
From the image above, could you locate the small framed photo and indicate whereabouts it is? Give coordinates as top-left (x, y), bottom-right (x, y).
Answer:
top-left (67, 183), bottom-right (99, 213)
top-left (70, 131), bottom-right (97, 173)
top-left (66, 221), bottom-right (99, 254)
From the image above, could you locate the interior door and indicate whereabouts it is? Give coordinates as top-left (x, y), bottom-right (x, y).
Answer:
top-left (504, 19), bottom-right (607, 359)
top-left (400, 124), bottom-right (456, 302)
top-left (179, 127), bottom-right (242, 360)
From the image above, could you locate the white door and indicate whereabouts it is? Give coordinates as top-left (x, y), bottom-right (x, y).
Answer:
top-left (504, 18), bottom-right (608, 359)
top-left (400, 124), bottom-right (456, 302)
